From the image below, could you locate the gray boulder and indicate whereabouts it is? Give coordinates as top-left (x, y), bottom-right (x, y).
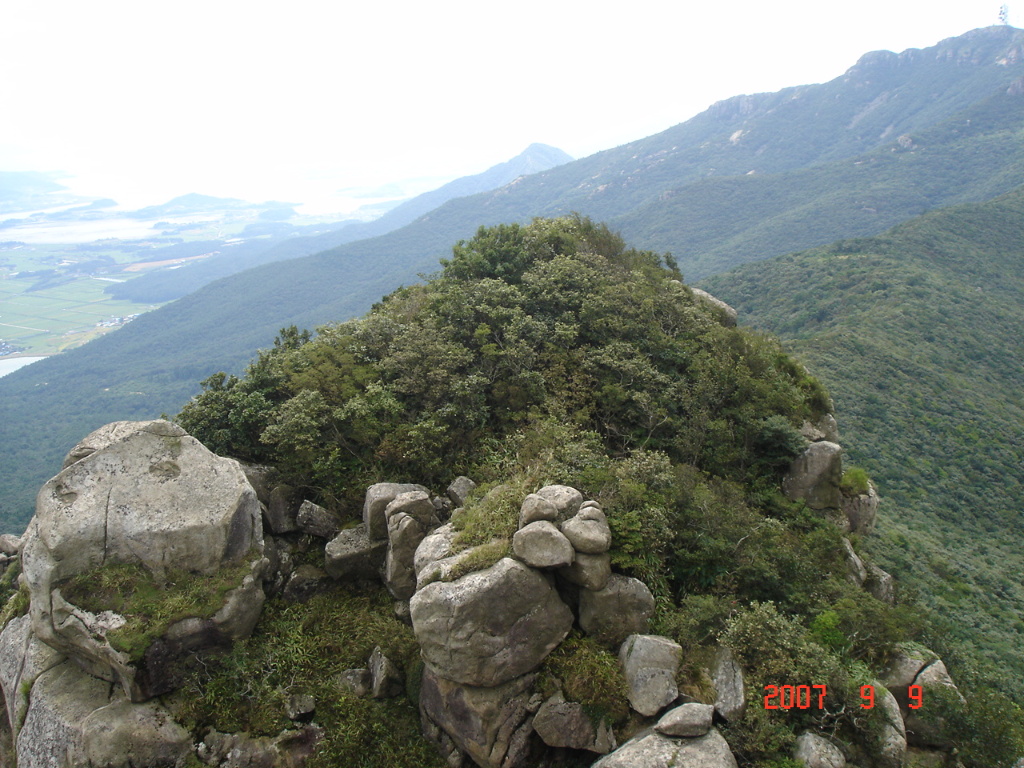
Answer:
top-left (286, 693), bottom-right (316, 721)
top-left (712, 646), bottom-right (746, 723)
top-left (0, 615), bottom-right (64, 741)
top-left (579, 574), bottom-right (655, 646)
top-left (324, 524), bottom-right (387, 581)
top-left (655, 703), bottom-right (714, 737)
top-left (295, 500), bottom-right (341, 539)
top-left (81, 699), bottom-right (191, 768)
top-left (410, 558), bottom-right (572, 687)
top-left (783, 441), bottom-right (842, 510)
top-left (536, 485), bottom-right (583, 520)
top-left (519, 493), bottom-right (559, 527)
top-left (419, 667), bottom-right (537, 768)
top-left (384, 494), bottom-right (436, 600)
top-left (198, 726), bottom-right (323, 768)
top-left (872, 684), bottom-right (908, 768)
top-left (363, 482), bottom-right (429, 541)
top-left (560, 507), bottom-right (612, 554)
top-left (691, 287), bottom-right (739, 327)
top-left (559, 552), bottom-right (612, 591)
top-left (512, 521), bottom-right (574, 568)
top-left (27, 419), bottom-right (261, 582)
top-left (15, 659), bottom-right (113, 768)
top-left (794, 732), bottom-right (845, 768)
top-left (534, 692), bottom-right (616, 753)
top-left (447, 476), bottom-right (477, 508)
top-left (620, 634), bottom-right (682, 717)
top-left (904, 660), bottom-right (964, 749)
top-left (593, 727), bottom-right (738, 768)
top-left (842, 483), bottom-right (878, 535)
top-left (20, 420), bottom-right (266, 701)
top-left (880, 645), bottom-right (939, 708)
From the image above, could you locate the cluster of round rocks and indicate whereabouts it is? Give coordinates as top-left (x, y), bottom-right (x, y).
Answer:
top-left (513, 486), bottom-right (612, 587)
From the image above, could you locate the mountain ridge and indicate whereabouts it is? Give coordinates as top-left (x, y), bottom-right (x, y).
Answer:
top-left (3, 26), bottom-right (1024, 530)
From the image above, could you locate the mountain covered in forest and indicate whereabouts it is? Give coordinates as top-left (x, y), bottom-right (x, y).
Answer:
top-left (4, 217), bottom-right (1019, 768)
top-left (2, 25), bottom-right (1024, 534)
top-left (703, 184), bottom-right (1024, 706)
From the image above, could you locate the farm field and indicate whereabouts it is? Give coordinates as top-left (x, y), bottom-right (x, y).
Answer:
top-left (0, 243), bottom-right (165, 356)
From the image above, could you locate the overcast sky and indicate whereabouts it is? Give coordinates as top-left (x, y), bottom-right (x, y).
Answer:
top-left (0, 0), bottom-right (1007, 214)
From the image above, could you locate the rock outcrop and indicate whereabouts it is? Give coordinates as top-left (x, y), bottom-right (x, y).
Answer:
top-left (783, 441), bottom-right (843, 510)
top-left (411, 557), bottom-right (573, 687)
top-left (1, 420), bottom-right (268, 768)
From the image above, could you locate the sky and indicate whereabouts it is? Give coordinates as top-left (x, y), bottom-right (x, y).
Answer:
top-left (0, 0), bottom-right (1008, 215)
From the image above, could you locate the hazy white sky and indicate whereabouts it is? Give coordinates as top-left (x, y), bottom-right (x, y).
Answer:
top-left (0, 0), bottom-right (1007, 213)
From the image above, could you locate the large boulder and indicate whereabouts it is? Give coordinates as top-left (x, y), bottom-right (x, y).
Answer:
top-left (535, 485), bottom-right (583, 521)
top-left (410, 558), bottom-right (573, 687)
top-left (27, 420), bottom-right (261, 582)
top-left (880, 645), bottom-right (939, 709)
top-left (620, 634), bottom-right (682, 717)
top-left (593, 727), bottom-right (738, 768)
top-left (903, 660), bottom-right (965, 749)
top-left (871, 684), bottom-right (908, 768)
top-left (295, 500), bottom-right (341, 539)
top-left (324, 524), bottom-right (386, 581)
top-left (783, 441), bottom-right (842, 510)
top-left (560, 506), bottom-right (612, 554)
top-left (712, 646), bottom-right (746, 723)
top-left (794, 731), bottom-right (846, 768)
top-left (533, 692), bottom-right (617, 753)
top-left (363, 482), bottom-right (429, 541)
top-left (690, 287), bottom-right (738, 327)
top-left (841, 538), bottom-right (867, 587)
top-left (419, 667), bottom-right (537, 768)
top-left (20, 420), bottom-right (266, 701)
top-left (519, 494), bottom-right (559, 527)
top-left (865, 564), bottom-right (896, 604)
top-left (0, 615), bottom-right (64, 739)
top-left (842, 483), bottom-right (878, 535)
top-left (559, 552), bottom-right (612, 591)
top-left (81, 699), bottom-right (191, 768)
top-left (655, 703), bottom-right (714, 738)
top-left (15, 659), bottom-right (112, 768)
top-left (447, 476), bottom-right (477, 508)
top-left (512, 521), bottom-right (574, 568)
top-left (383, 491), bottom-right (437, 599)
top-left (579, 574), bottom-right (655, 646)
top-left (799, 414), bottom-right (840, 443)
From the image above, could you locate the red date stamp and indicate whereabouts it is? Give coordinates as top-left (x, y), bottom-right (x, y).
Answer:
top-left (764, 684), bottom-right (924, 710)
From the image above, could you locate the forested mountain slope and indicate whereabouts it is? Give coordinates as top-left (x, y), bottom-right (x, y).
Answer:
top-left (702, 185), bottom-right (1024, 703)
top-left (3, 26), bottom-right (1024, 530)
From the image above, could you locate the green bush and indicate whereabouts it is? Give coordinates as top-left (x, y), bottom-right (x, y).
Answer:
top-left (839, 466), bottom-right (871, 496)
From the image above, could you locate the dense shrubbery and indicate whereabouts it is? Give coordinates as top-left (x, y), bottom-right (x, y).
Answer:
top-left (176, 217), bottom-right (928, 766)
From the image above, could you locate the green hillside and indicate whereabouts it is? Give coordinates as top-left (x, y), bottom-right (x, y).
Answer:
top-left (702, 185), bottom-right (1024, 703)
top-left (172, 216), bottom-right (992, 768)
top-left (3, 26), bottom-right (1024, 531)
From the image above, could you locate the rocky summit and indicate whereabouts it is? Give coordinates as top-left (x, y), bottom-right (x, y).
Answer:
top-left (0, 216), bottom-right (1000, 767)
